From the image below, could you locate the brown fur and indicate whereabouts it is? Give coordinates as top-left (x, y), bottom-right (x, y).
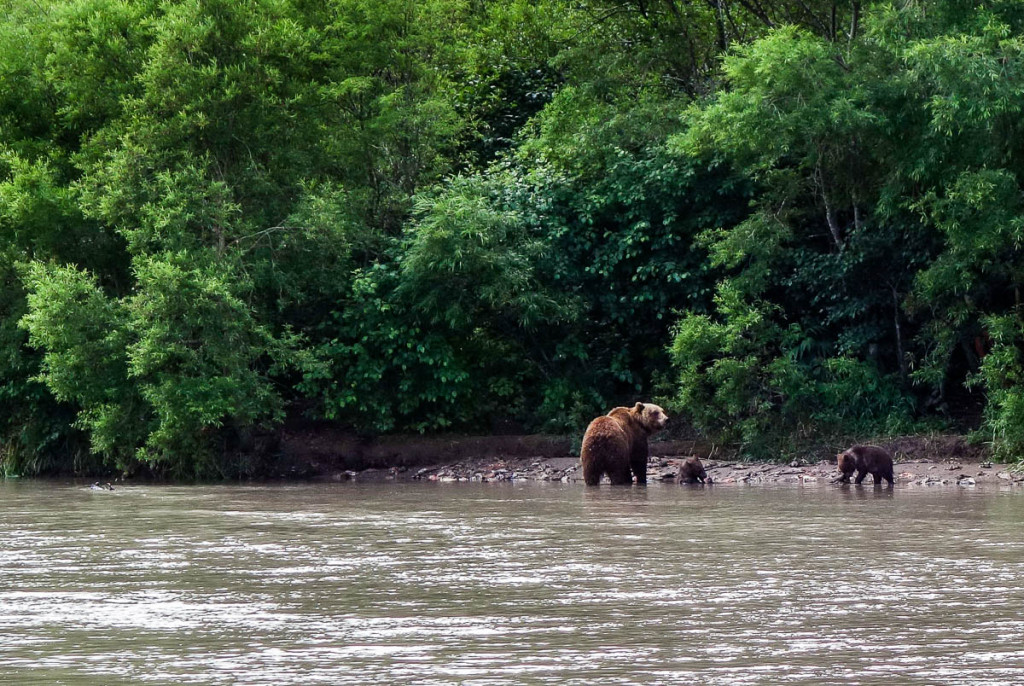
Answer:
top-left (676, 456), bottom-right (710, 484)
top-left (837, 444), bottom-right (894, 486)
top-left (580, 402), bottom-right (668, 486)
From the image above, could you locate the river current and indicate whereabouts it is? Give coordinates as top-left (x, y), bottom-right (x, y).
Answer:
top-left (2, 479), bottom-right (1024, 684)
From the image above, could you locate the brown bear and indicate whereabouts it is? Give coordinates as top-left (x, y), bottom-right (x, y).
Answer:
top-left (837, 444), bottom-right (894, 486)
top-left (675, 456), bottom-right (711, 484)
top-left (580, 402), bottom-right (668, 486)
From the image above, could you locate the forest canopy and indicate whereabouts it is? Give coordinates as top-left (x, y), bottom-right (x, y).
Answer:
top-left (3, 0), bottom-right (1024, 477)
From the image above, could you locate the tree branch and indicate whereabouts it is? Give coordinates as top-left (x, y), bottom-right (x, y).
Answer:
top-left (890, 283), bottom-right (908, 384)
top-left (815, 164), bottom-right (844, 250)
top-left (734, 0), bottom-right (775, 28)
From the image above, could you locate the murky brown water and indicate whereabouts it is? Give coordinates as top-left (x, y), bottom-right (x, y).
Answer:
top-left (2, 480), bottom-right (1024, 684)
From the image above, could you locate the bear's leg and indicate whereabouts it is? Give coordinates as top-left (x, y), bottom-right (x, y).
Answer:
top-left (883, 468), bottom-right (894, 486)
top-left (582, 458), bottom-right (603, 486)
top-left (608, 464), bottom-right (633, 485)
top-left (873, 472), bottom-right (882, 485)
top-left (630, 456), bottom-right (647, 485)
top-left (629, 438), bottom-right (648, 485)
top-left (854, 469), bottom-right (867, 484)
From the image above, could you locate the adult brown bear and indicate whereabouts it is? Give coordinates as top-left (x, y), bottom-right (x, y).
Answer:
top-left (580, 402), bottom-right (668, 485)
top-left (676, 456), bottom-right (710, 484)
top-left (837, 445), bottom-right (894, 486)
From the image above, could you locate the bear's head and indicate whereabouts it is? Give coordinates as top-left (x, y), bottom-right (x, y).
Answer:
top-left (632, 402), bottom-right (668, 433)
top-left (685, 456), bottom-right (707, 481)
top-left (836, 450), bottom-right (856, 477)
top-left (677, 456), bottom-right (709, 483)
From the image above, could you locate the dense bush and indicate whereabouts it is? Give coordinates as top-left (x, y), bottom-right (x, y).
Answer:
top-left (4, 0), bottom-right (1024, 475)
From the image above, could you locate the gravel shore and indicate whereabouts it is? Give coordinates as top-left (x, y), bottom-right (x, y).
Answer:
top-left (283, 427), bottom-right (1017, 487)
top-left (337, 455), bottom-right (1021, 487)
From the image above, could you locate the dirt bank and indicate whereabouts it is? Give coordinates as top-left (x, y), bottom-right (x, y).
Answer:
top-left (338, 455), bottom-right (1022, 487)
top-left (280, 428), bottom-right (1021, 487)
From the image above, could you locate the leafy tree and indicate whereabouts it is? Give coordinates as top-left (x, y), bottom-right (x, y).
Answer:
top-left (19, 263), bottom-right (144, 470)
top-left (3, 0), bottom-right (474, 474)
top-left (304, 172), bottom-right (579, 432)
top-left (9, 0), bottom-right (1024, 476)
top-left (668, 3), bottom-right (1024, 456)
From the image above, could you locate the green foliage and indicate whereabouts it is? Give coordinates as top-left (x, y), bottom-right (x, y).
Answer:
top-left (3, 0), bottom-right (472, 475)
top-left (20, 255), bottom-right (300, 477)
top-left (670, 288), bottom-right (788, 449)
top-left (975, 315), bottom-right (1024, 461)
top-left (666, 5), bottom-right (1024, 454)
top-left (532, 140), bottom-right (749, 398)
top-left (0, 147), bottom-right (121, 476)
top-left (19, 263), bottom-right (145, 469)
top-left (670, 285), bottom-right (917, 457)
top-left (127, 253), bottom-right (296, 469)
top-left (9, 0), bottom-right (1024, 475)
top-left (304, 173), bottom-right (580, 432)
top-left (0, 251), bottom-right (86, 477)
top-left (299, 122), bottom-right (752, 435)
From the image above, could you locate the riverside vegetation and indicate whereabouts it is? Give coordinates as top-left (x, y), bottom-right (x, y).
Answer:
top-left (2, 0), bottom-right (1024, 478)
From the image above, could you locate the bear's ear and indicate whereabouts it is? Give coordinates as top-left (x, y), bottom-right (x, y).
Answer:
top-left (633, 402), bottom-right (645, 412)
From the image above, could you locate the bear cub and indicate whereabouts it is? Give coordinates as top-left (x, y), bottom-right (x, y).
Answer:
top-left (580, 402), bottom-right (668, 486)
top-left (837, 444), bottom-right (894, 486)
top-left (675, 456), bottom-right (711, 484)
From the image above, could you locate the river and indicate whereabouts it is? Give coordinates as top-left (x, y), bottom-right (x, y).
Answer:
top-left (2, 480), bottom-right (1024, 684)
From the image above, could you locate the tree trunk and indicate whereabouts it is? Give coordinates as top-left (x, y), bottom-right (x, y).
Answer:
top-left (891, 285), bottom-right (908, 385)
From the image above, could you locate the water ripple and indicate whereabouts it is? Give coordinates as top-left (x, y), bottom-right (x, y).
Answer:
top-left (2, 481), bottom-right (1024, 684)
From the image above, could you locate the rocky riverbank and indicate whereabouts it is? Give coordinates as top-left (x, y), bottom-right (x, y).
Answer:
top-left (277, 425), bottom-right (1020, 486)
top-left (338, 454), bottom-right (1022, 487)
